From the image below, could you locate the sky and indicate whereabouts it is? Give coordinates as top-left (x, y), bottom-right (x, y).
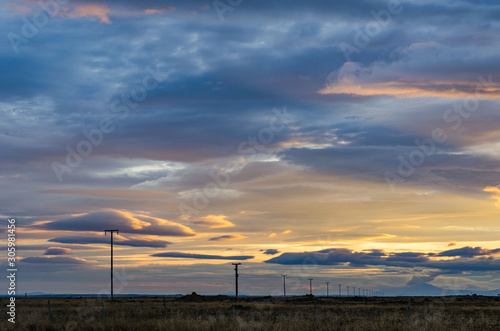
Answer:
top-left (1, 0), bottom-right (500, 296)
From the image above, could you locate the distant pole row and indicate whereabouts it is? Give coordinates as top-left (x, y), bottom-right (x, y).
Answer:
top-left (102, 235), bottom-right (388, 300)
top-left (279, 276), bottom-right (384, 298)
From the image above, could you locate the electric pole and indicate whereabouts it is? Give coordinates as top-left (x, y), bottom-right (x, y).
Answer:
top-left (338, 284), bottom-right (341, 297)
top-left (281, 274), bottom-right (287, 298)
top-left (308, 278), bottom-right (313, 295)
top-left (326, 282), bottom-right (329, 297)
top-left (232, 263), bottom-right (241, 299)
top-left (104, 229), bottom-right (119, 301)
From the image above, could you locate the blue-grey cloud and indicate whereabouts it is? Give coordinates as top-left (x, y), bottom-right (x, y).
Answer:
top-left (20, 256), bottom-right (90, 264)
top-left (436, 246), bottom-right (500, 257)
top-left (43, 247), bottom-right (72, 256)
top-left (260, 249), bottom-right (280, 255)
top-left (151, 252), bottom-right (254, 260)
top-left (42, 210), bottom-right (195, 237)
top-left (208, 235), bottom-right (245, 241)
top-left (265, 247), bottom-right (500, 272)
top-left (49, 235), bottom-right (171, 248)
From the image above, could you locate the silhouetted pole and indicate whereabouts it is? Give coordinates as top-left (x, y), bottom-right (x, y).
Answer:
top-left (281, 274), bottom-right (287, 298)
top-left (338, 284), bottom-right (341, 297)
top-left (105, 229), bottom-right (119, 300)
top-left (232, 263), bottom-right (241, 299)
top-left (326, 282), bottom-right (329, 297)
top-left (309, 278), bottom-right (313, 295)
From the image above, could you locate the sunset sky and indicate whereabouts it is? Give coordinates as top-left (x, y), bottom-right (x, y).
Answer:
top-left (2, 0), bottom-right (500, 296)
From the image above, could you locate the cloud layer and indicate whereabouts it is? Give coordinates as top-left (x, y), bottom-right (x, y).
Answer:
top-left (2, 0), bottom-right (500, 295)
top-left (266, 247), bottom-right (500, 272)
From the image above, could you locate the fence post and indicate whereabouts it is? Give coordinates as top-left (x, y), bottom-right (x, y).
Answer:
top-left (163, 297), bottom-right (167, 320)
top-left (408, 300), bottom-right (412, 325)
top-left (102, 298), bottom-right (105, 318)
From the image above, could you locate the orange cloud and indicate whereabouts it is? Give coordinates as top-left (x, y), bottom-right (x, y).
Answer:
top-left (483, 186), bottom-right (500, 207)
top-left (68, 4), bottom-right (111, 24)
top-left (319, 62), bottom-right (500, 99)
top-left (145, 6), bottom-right (175, 15)
top-left (191, 214), bottom-right (235, 228)
top-left (5, 3), bottom-right (31, 14)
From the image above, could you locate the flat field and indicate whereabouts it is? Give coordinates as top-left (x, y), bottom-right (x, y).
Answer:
top-left (2, 295), bottom-right (500, 330)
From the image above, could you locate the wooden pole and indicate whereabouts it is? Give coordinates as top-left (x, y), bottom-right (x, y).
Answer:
top-left (163, 297), bottom-right (167, 320)
top-left (232, 263), bottom-right (241, 299)
top-left (408, 300), bottom-right (413, 323)
top-left (105, 229), bottom-right (119, 301)
top-left (281, 274), bottom-right (287, 298)
top-left (101, 298), bottom-right (105, 318)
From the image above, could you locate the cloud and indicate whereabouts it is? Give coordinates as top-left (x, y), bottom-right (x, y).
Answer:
top-left (43, 247), bottom-right (72, 256)
top-left (209, 234), bottom-right (245, 241)
top-left (191, 215), bottom-right (235, 228)
top-left (318, 62), bottom-right (500, 99)
top-left (42, 210), bottom-right (195, 237)
top-left (49, 235), bottom-right (171, 248)
top-left (145, 6), bottom-right (175, 15)
top-left (37, 189), bottom-right (171, 200)
top-left (151, 252), bottom-right (254, 260)
top-left (260, 249), bottom-right (280, 255)
top-left (484, 186), bottom-right (500, 207)
top-left (265, 247), bottom-right (500, 272)
top-left (405, 271), bottom-right (446, 286)
top-left (437, 246), bottom-right (500, 257)
top-left (20, 256), bottom-right (91, 264)
top-left (67, 4), bottom-right (112, 24)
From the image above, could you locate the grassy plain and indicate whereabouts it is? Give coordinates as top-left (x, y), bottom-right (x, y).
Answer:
top-left (1, 294), bottom-right (500, 330)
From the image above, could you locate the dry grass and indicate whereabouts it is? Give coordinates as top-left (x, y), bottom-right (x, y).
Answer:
top-left (2, 295), bottom-right (500, 330)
